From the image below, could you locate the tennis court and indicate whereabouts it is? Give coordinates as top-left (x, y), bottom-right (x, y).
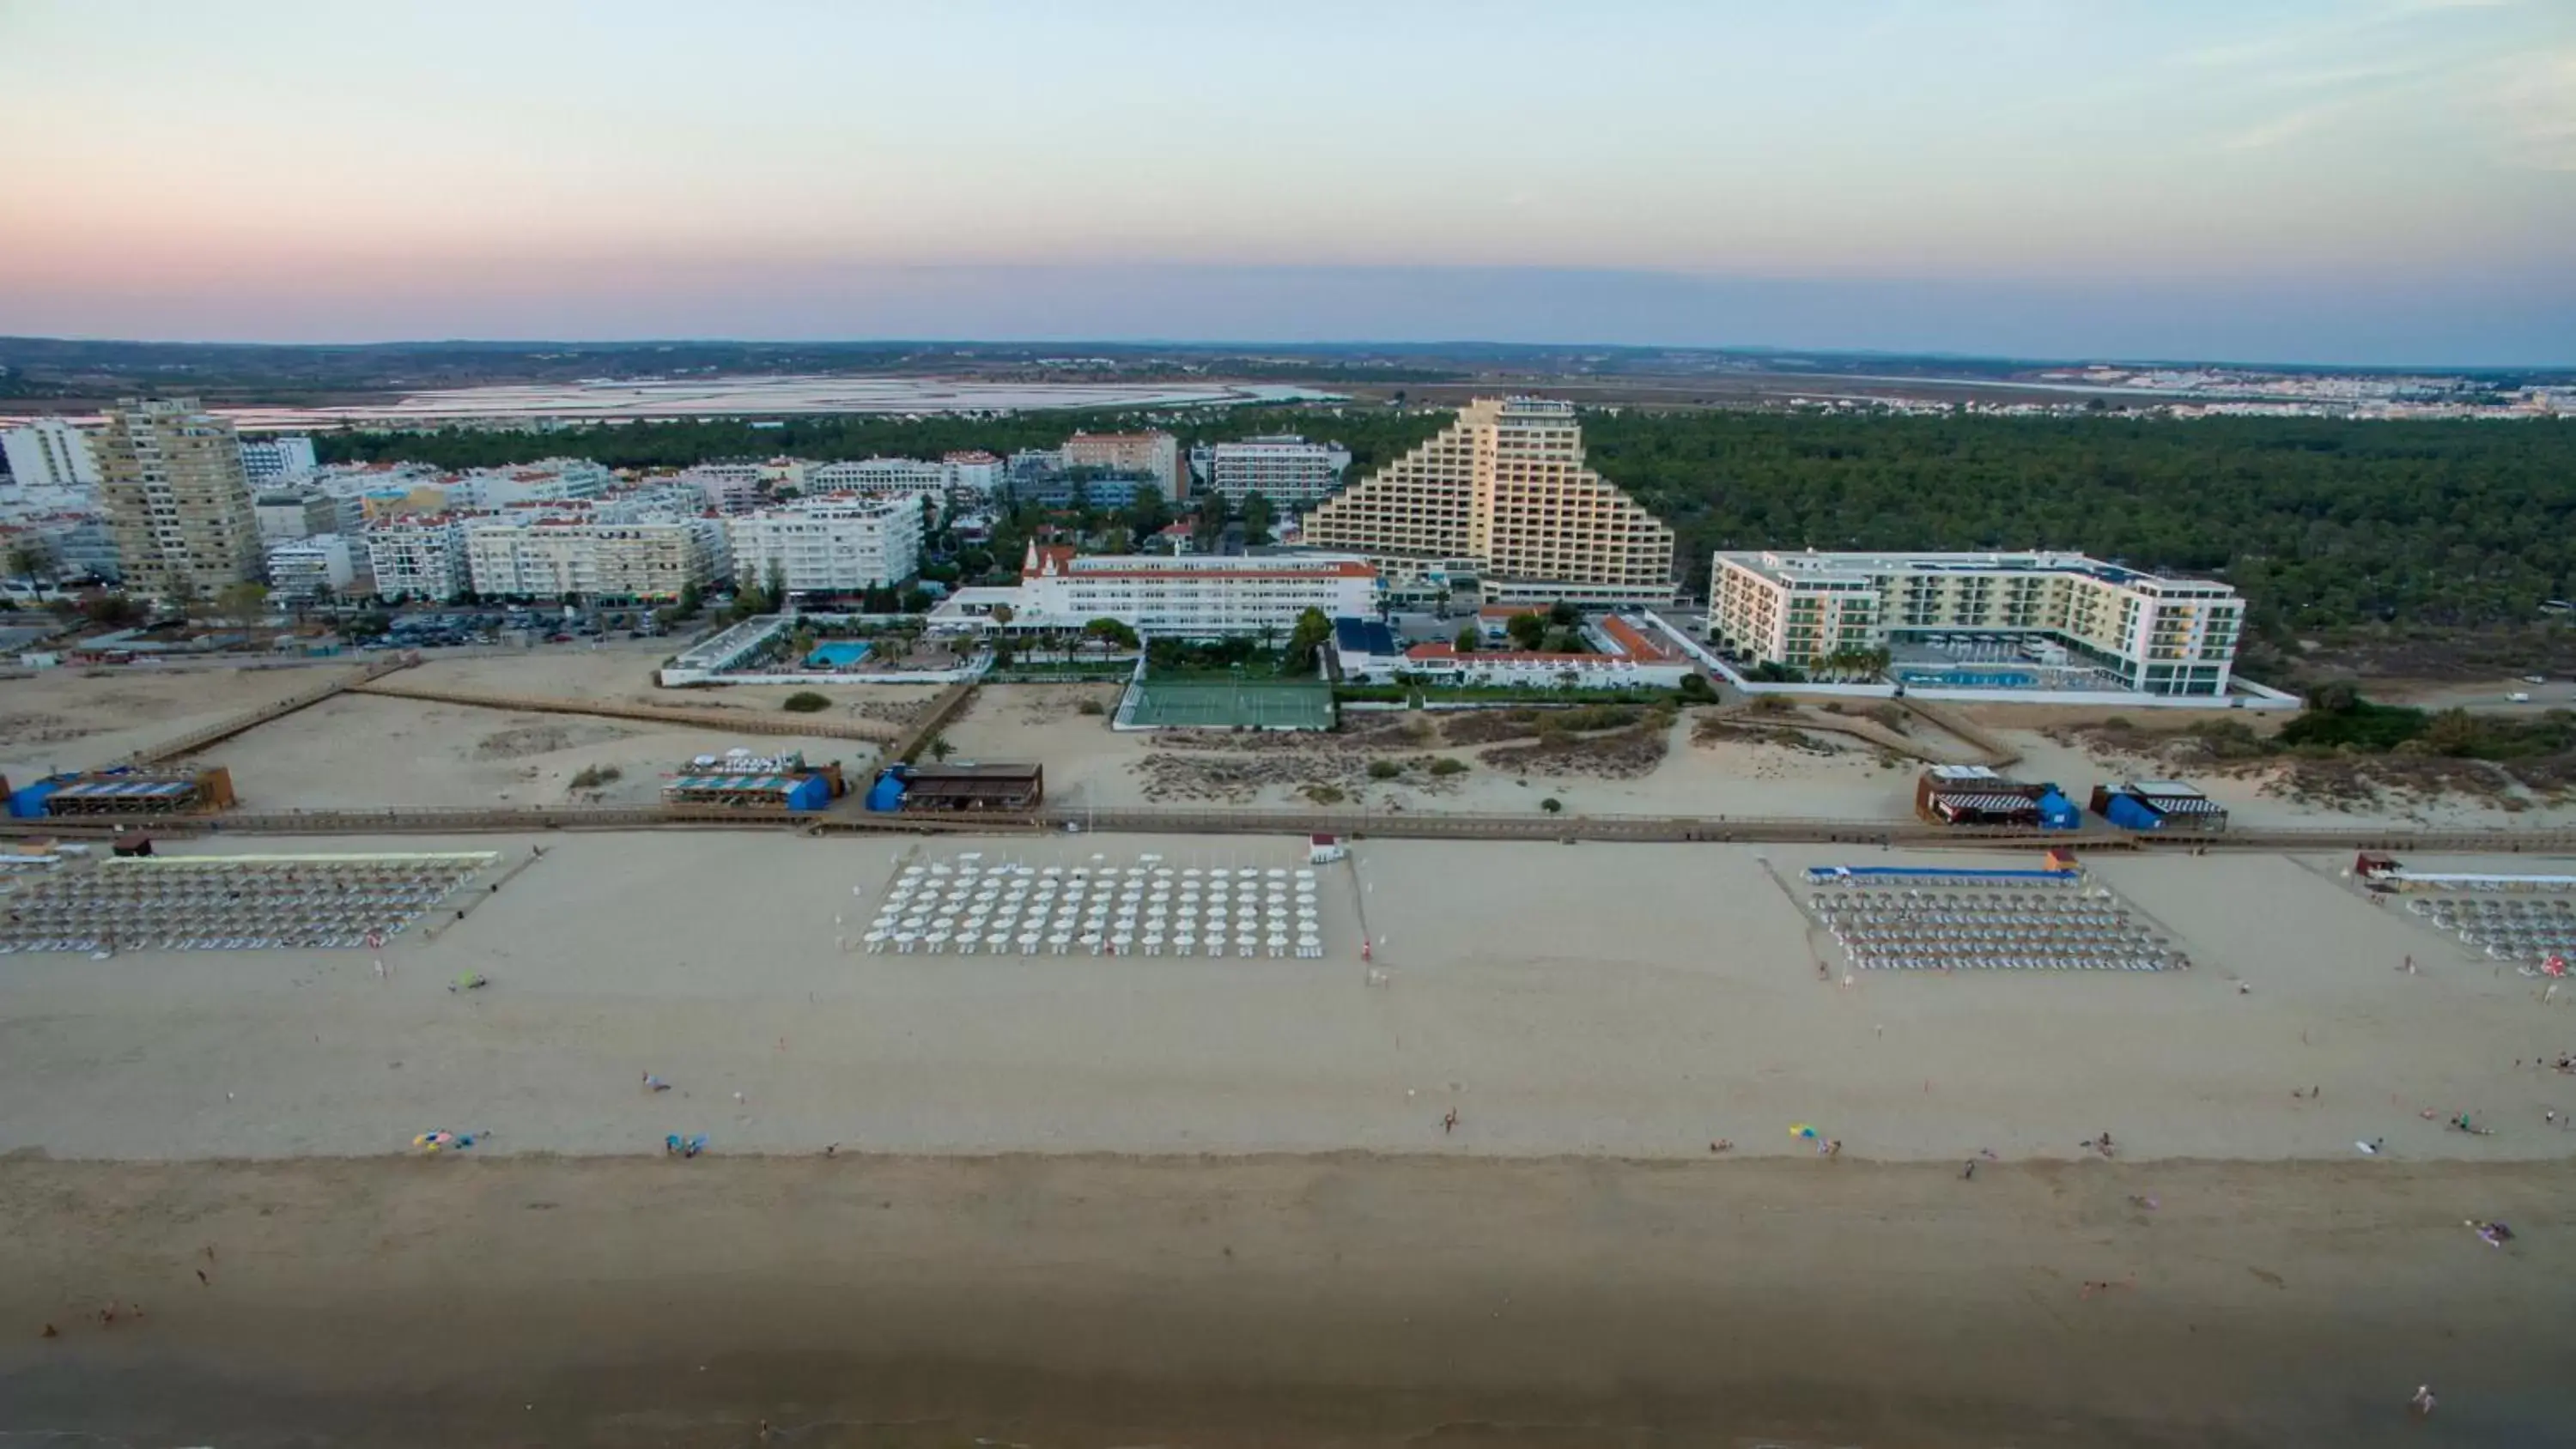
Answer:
top-left (1119, 674), bottom-right (1336, 731)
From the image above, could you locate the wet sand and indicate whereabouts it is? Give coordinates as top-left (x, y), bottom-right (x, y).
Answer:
top-left (3, 1153), bottom-right (2572, 1448)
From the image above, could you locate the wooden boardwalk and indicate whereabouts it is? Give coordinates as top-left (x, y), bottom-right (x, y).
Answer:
top-left (129, 658), bottom-right (417, 766)
top-left (345, 679), bottom-right (902, 742)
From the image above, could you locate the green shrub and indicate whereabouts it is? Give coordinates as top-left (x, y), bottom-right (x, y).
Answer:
top-left (1540, 797), bottom-right (1564, 815)
top-left (1366, 759), bottom-right (1404, 780)
top-left (568, 765), bottom-right (622, 790)
top-left (781, 691), bottom-right (832, 713)
top-left (1428, 756), bottom-right (1468, 777)
top-left (1303, 783), bottom-right (1346, 805)
top-left (1077, 698), bottom-right (1106, 715)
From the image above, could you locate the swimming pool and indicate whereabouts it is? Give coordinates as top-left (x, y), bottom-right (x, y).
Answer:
top-left (805, 641), bottom-right (872, 669)
top-left (1895, 667), bottom-right (2038, 688)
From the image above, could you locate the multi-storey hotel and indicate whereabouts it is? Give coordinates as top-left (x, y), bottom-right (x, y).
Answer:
top-left (1303, 397), bottom-right (1674, 606)
top-left (929, 542), bottom-right (1378, 639)
top-left (1188, 435), bottom-right (1352, 510)
top-left (725, 494), bottom-right (924, 596)
top-left (1707, 550), bottom-right (2246, 696)
top-left (94, 397), bottom-right (265, 602)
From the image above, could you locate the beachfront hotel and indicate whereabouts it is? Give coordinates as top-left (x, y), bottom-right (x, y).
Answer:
top-left (1303, 397), bottom-right (1676, 606)
top-left (1188, 434), bottom-right (1353, 511)
top-left (1707, 549), bottom-right (2246, 695)
top-left (927, 542), bottom-right (1379, 639)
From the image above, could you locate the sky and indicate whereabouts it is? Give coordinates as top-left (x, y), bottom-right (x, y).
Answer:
top-left (2, 0), bottom-right (2571, 365)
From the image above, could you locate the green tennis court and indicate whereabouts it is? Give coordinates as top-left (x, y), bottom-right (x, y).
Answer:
top-left (1121, 674), bottom-right (1336, 731)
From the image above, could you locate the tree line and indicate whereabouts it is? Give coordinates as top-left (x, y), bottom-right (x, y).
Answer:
top-left (1581, 411), bottom-right (2576, 633)
top-left (319, 406), bottom-right (2576, 632)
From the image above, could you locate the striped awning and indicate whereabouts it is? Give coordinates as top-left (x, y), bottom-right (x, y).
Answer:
top-left (1935, 791), bottom-right (2041, 813)
top-left (2141, 794), bottom-right (2225, 814)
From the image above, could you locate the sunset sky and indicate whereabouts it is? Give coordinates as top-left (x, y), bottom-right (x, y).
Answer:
top-left (3, 0), bottom-right (2569, 363)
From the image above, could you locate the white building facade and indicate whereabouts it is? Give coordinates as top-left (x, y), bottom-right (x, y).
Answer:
top-left (236, 435), bottom-right (319, 483)
top-left (364, 516), bottom-right (471, 602)
top-left (804, 458), bottom-right (947, 504)
top-left (3, 419), bottom-right (102, 490)
top-left (943, 451), bottom-right (1005, 494)
top-left (726, 494), bottom-right (924, 596)
top-left (1191, 435), bottom-right (1352, 510)
top-left (932, 543), bottom-right (1378, 638)
top-left (1708, 549), bottom-right (2246, 696)
top-left (444, 458), bottom-right (611, 509)
top-left (682, 464), bottom-right (765, 513)
top-left (264, 534), bottom-right (365, 602)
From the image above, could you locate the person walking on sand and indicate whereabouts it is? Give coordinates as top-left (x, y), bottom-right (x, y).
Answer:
top-left (2411, 1385), bottom-right (2436, 1417)
top-left (1442, 1108), bottom-right (1458, 1135)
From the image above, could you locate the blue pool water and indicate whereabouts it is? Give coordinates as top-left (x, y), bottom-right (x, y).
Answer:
top-left (805, 641), bottom-right (872, 669)
top-left (1896, 666), bottom-right (2038, 688)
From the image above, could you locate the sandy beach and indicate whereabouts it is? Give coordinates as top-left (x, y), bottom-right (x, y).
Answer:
top-left (8, 674), bottom-right (2576, 1443)
top-left (5, 833), bottom-right (2573, 1162)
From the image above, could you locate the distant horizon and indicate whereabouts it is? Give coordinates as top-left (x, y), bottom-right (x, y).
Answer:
top-left (7, 326), bottom-right (2569, 377)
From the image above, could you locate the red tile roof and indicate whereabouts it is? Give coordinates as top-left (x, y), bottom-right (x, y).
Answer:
top-left (1598, 614), bottom-right (1676, 661)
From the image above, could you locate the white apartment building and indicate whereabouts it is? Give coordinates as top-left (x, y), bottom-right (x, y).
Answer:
top-left (1061, 431), bottom-right (1182, 500)
top-left (1189, 435), bottom-right (1352, 510)
top-left (726, 494), bottom-right (923, 596)
top-left (943, 451), bottom-right (1005, 494)
top-left (1305, 397), bottom-right (1675, 603)
top-left (1707, 550), bottom-right (2247, 696)
top-left (805, 457), bottom-right (945, 499)
top-left (931, 543), bottom-right (1377, 638)
top-left (682, 464), bottom-right (765, 513)
top-left (444, 458), bottom-right (611, 509)
top-left (264, 533), bottom-right (366, 603)
top-left (3, 419), bottom-right (102, 490)
top-left (236, 434), bottom-right (318, 483)
top-left (365, 515), bottom-right (471, 603)
top-left (463, 513), bottom-right (728, 602)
